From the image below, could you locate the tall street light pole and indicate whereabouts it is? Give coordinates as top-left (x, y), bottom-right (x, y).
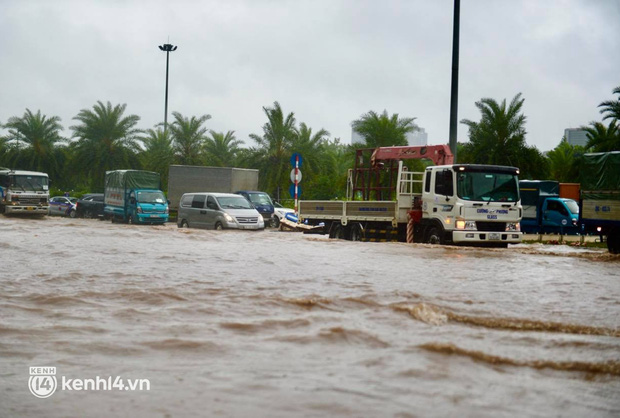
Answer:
top-left (448, 0), bottom-right (460, 162)
top-left (158, 43), bottom-right (177, 133)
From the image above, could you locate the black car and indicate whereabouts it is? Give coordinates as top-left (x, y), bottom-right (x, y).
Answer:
top-left (75, 194), bottom-right (105, 218)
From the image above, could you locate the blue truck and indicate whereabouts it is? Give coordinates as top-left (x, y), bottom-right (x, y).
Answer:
top-left (519, 180), bottom-right (579, 234)
top-left (104, 170), bottom-right (169, 224)
top-left (579, 152), bottom-right (620, 254)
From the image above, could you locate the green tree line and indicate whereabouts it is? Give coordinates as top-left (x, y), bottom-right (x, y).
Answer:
top-left (1, 86), bottom-right (618, 201)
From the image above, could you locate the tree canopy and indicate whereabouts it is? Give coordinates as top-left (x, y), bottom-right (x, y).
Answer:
top-left (351, 110), bottom-right (418, 148)
top-left (69, 101), bottom-right (142, 190)
top-left (459, 93), bottom-right (548, 178)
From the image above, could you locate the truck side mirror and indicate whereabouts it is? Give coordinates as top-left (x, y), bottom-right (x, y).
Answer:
top-left (130, 197), bottom-right (136, 205)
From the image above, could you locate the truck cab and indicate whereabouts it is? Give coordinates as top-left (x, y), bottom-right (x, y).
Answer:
top-left (519, 180), bottom-right (579, 234)
top-left (0, 169), bottom-right (50, 215)
top-left (127, 189), bottom-right (169, 224)
top-left (535, 197), bottom-right (579, 233)
top-left (418, 165), bottom-right (523, 246)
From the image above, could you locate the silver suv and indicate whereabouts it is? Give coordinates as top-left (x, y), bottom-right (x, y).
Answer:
top-left (177, 192), bottom-right (265, 230)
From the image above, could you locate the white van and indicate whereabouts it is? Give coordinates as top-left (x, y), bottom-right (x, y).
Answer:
top-left (177, 192), bottom-right (265, 230)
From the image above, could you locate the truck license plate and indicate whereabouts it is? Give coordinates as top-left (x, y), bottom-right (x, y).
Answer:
top-left (149, 214), bottom-right (161, 218)
top-left (489, 233), bottom-right (500, 240)
top-left (27, 207), bottom-right (34, 211)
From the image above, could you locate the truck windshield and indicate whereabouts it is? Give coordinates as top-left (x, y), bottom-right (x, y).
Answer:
top-left (247, 193), bottom-right (272, 205)
top-left (457, 172), bottom-right (519, 202)
top-left (217, 196), bottom-right (253, 209)
top-left (565, 200), bottom-right (579, 215)
top-left (137, 191), bottom-right (166, 204)
top-left (11, 175), bottom-right (49, 192)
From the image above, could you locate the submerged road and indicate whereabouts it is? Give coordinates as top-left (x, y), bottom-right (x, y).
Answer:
top-left (1, 216), bottom-right (619, 417)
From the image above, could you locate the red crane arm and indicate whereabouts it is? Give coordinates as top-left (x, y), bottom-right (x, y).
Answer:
top-left (370, 145), bottom-right (454, 166)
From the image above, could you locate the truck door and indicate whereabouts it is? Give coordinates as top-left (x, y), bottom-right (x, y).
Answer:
top-left (542, 199), bottom-right (570, 229)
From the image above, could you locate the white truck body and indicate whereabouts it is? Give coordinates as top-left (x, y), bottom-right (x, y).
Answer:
top-left (0, 169), bottom-right (50, 215)
top-left (299, 161), bottom-right (523, 246)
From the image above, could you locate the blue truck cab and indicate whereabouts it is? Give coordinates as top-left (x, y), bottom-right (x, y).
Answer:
top-left (125, 189), bottom-right (169, 224)
top-left (104, 170), bottom-right (169, 225)
top-left (519, 180), bottom-right (579, 234)
top-left (235, 191), bottom-right (275, 227)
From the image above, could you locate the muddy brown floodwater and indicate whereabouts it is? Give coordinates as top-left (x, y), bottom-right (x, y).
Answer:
top-left (1, 216), bottom-right (619, 417)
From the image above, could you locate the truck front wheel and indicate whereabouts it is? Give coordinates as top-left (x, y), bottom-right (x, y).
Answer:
top-left (427, 226), bottom-right (443, 245)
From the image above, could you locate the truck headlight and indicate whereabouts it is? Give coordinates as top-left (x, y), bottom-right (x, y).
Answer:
top-left (456, 220), bottom-right (477, 230)
top-left (505, 222), bottom-right (520, 232)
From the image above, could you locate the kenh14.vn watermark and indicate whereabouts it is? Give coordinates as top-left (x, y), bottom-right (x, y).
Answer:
top-left (29, 367), bottom-right (151, 398)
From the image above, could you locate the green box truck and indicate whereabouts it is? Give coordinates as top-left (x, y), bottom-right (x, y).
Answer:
top-left (104, 170), bottom-right (169, 224)
top-left (579, 152), bottom-right (620, 253)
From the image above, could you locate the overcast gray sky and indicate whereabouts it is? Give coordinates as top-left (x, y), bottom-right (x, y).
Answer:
top-left (1, 0), bottom-right (618, 152)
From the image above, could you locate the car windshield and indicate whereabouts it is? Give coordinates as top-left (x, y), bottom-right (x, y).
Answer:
top-left (69, 197), bottom-right (78, 203)
top-left (457, 171), bottom-right (519, 202)
top-left (217, 196), bottom-right (253, 209)
top-left (137, 191), bottom-right (166, 204)
top-left (10, 175), bottom-right (48, 192)
top-left (565, 200), bottom-right (579, 214)
top-left (247, 193), bottom-right (272, 205)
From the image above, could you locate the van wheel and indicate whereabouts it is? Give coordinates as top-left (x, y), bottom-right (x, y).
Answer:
top-left (215, 222), bottom-right (223, 230)
top-left (427, 227), bottom-right (443, 245)
top-left (179, 220), bottom-right (189, 228)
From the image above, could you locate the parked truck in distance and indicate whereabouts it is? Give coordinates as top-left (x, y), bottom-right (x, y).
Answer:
top-left (104, 170), bottom-right (169, 224)
top-left (0, 168), bottom-right (50, 215)
top-left (579, 151), bottom-right (620, 254)
top-left (519, 180), bottom-right (579, 234)
top-left (298, 146), bottom-right (523, 247)
top-left (167, 165), bottom-right (258, 212)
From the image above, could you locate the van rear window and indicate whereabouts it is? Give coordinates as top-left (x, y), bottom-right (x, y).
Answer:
top-left (180, 195), bottom-right (193, 207)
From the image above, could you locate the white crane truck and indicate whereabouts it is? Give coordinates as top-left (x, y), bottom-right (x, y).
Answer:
top-left (298, 146), bottom-right (523, 247)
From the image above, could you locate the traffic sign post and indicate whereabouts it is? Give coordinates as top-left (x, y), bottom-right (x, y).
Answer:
top-left (290, 153), bottom-right (302, 214)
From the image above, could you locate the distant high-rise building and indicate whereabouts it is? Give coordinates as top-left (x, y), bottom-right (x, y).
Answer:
top-left (351, 126), bottom-right (428, 146)
top-left (351, 128), bottom-right (365, 146)
top-left (407, 128), bottom-right (428, 146)
top-left (564, 128), bottom-right (589, 147)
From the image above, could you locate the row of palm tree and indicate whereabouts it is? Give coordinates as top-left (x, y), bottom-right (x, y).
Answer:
top-left (1, 86), bottom-right (618, 201)
top-left (0, 100), bottom-right (350, 200)
top-left (459, 85), bottom-right (620, 181)
top-left (581, 85), bottom-right (620, 152)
